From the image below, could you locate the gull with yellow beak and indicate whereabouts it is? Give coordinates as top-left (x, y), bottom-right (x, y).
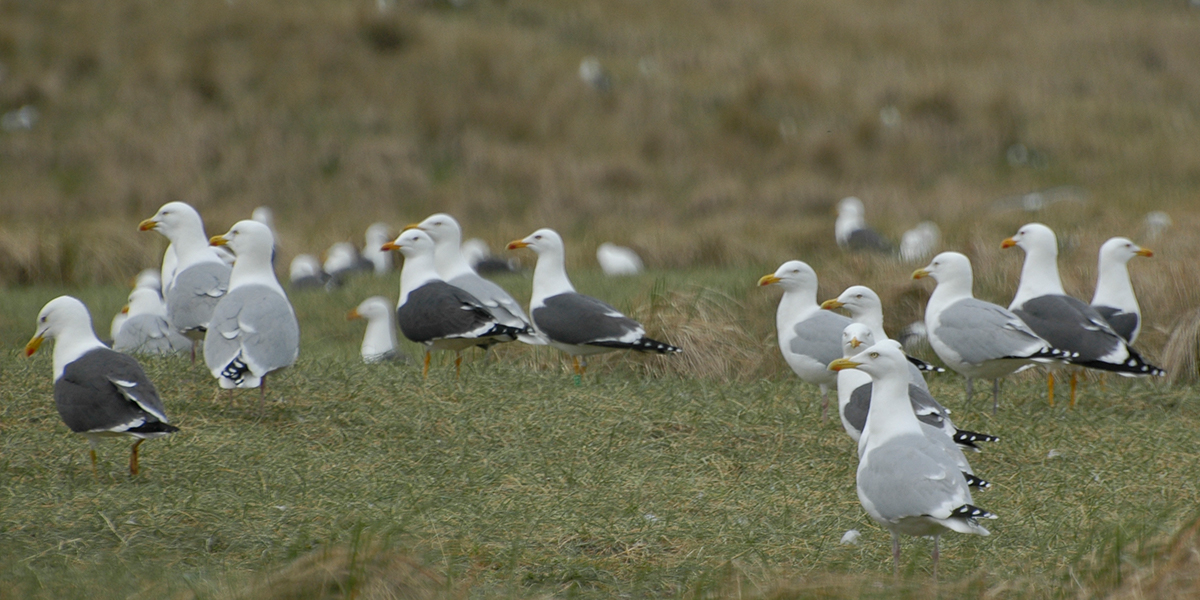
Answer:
top-left (138, 202), bottom-right (230, 342)
top-left (830, 341), bottom-right (995, 580)
top-left (114, 287), bottom-right (192, 356)
top-left (759, 260), bottom-right (850, 420)
top-left (820, 285), bottom-right (944, 384)
top-left (205, 221), bottom-right (299, 409)
top-left (507, 228), bottom-right (680, 376)
top-left (1002, 224), bottom-right (1163, 407)
top-left (347, 296), bottom-right (404, 364)
top-left (26, 296), bottom-right (179, 475)
top-left (1091, 237), bottom-right (1153, 344)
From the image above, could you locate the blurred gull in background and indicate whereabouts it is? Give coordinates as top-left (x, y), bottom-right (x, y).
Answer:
top-left (596, 242), bottom-right (643, 276)
top-left (899, 221), bottom-right (941, 263)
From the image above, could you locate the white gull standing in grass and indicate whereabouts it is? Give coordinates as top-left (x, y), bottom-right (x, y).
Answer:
top-left (912, 251), bottom-right (1074, 412)
top-left (205, 221), bottom-right (300, 410)
top-left (829, 341), bottom-right (995, 580)
top-left (114, 288), bottom-right (193, 356)
top-left (899, 221), bottom-right (940, 263)
top-left (835, 197), bottom-right (892, 253)
top-left (288, 254), bottom-right (327, 290)
top-left (596, 242), bottom-right (644, 276)
top-left (1090, 237), bottom-right (1153, 344)
top-left (507, 228), bottom-right (681, 376)
top-left (411, 213), bottom-right (539, 345)
top-left (323, 242), bottom-right (371, 288)
top-left (758, 260), bottom-right (850, 421)
top-left (835, 324), bottom-right (997, 470)
top-left (26, 296), bottom-right (179, 475)
top-left (347, 296), bottom-right (405, 364)
top-left (821, 285), bottom-right (945, 383)
top-left (1002, 223), bottom-right (1163, 406)
top-left (384, 229), bottom-right (529, 378)
top-left (139, 202), bottom-right (231, 343)
top-left (361, 223), bottom-right (394, 276)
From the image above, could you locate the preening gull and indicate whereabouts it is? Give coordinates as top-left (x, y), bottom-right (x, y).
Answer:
top-left (347, 296), bottom-right (405, 364)
top-left (139, 202), bottom-right (231, 341)
top-left (361, 223), bottom-right (394, 276)
top-left (899, 221), bottom-right (941, 263)
top-left (385, 229), bottom-right (529, 377)
top-left (205, 221), bottom-right (300, 408)
top-left (830, 341), bottom-right (995, 579)
top-left (508, 228), bottom-right (681, 375)
top-left (596, 242), bottom-right (644, 276)
top-left (913, 252), bottom-right (1073, 412)
top-left (114, 288), bottom-right (193, 356)
top-left (1002, 223), bottom-right (1163, 406)
top-left (835, 324), bottom-right (998, 466)
top-left (835, 197), bottom-right (892, 253)
top-left (411, 213), bottom-right (540, 345)
top-left (288, 254), bottom-right (328, 290)
top-left (1091, 237), bottom-right (1152, 344)
top-left (821, 285), bottom-right (944, 382)
top-left (25, 296), bottom-right (179, 475)
top-left (758, 260), bottom-right (850, 420)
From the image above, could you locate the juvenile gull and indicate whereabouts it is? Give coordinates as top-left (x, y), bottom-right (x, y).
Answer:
top-left (384, 229), bottom-right (529, 377)
top-left (835, 197), bottom-right (892, 253)
top-left (508, 228), bottom-right (681, 375)
top-left (347, 296), bottom-right (405, 364)
top-left (913, 252), bottom-right (1072, 412)
top-left (596, 242), bottom-right (644, 276)
top-left (411, 214), bottom-right (540, 345)
top-left (1091, 237), bottom-right (1153, 344)
top-left (25, 296), bottom-right (179, 475)
top-left (1002, 223), bottom-right (1163, 406)
top-left (830, 341), bottom-right (995, 580)
top-left (139, 202), bottom-right (231, 341)
top-left (758, 260), bottom-right (850, 420)
top-left (836, 324), bottom-right (998, 462)
top-left (114, 288), bottom-right (193, 356)
top-left (205, 221), bottom-right (300, 408)
top-left (821, 285), bottom-right (944, 383)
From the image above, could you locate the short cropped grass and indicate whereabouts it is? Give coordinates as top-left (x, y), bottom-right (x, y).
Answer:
top-left (1, 270), bottom-right (1197, 599)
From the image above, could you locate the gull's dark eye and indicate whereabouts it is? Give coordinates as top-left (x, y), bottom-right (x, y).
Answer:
top-left (870, 352), bottom-right (879, 358)
top-left (855, 294), bottom-right (863, 299)
top-left (534, 235), bottom-right (542, 240)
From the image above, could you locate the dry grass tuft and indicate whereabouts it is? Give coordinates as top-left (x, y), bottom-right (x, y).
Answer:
top-left (1162, 308), bottom-right (1200, 386)
top-left (1105, 516), bottom-right (1200, 600)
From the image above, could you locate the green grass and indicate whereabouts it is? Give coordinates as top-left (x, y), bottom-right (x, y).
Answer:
top-left (1, 270), bottom-right (1197, 599)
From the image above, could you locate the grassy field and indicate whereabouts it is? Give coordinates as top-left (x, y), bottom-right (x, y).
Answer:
top-left (2, 270), bottom-right (1198, 599)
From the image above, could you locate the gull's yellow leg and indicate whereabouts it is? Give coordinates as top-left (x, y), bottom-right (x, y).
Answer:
top-left (130, 439), bottom-right (144, 476)
top-left (423, 351), bottom-right (431, 379)
top-left (1048, 372), bottom-right (1055, 407)
top-left (1069, 372), bottom-right (1078, 409)
top-left (455, 353), bottom-right (462, 379)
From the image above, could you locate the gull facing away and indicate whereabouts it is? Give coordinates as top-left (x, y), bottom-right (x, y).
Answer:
top-left (113, 288), bottom-right (193, 356)
top-left (205, 221), bottom-right (300, 410)
top-left (139, 202), bottom-right (231, 342)
top-left (820, 285), bottom-right (944, 383)
top-left (384, 229), bottom-right (529, 378)
top-left (596, 242), bottom-right (644, 276)
top-left (411, 213), bottom-right (540, 345)
top-left (758, 260), bottom-right (850, 421)
top-left (913, 252), bottom-right (1074, 413)
top-left (26, 296), bottom-right (179, 475)
top-left (1002, 223), bottom-right (1163, 406)
top-left (835, 197), bottom-right (892, 253)
top-left (347, 296), bottom-right (405, 364)
top-left (1091, 237), bottom-right (1153, 344)
top-left (836, 324), bottom-right (998, 461)
top-left (830, 341), bottom-right (995, 580)
top-left (508, 228), bottom-right (681, 375)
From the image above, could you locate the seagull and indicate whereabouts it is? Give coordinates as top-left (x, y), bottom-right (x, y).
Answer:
top-left (139, 202), bottom-right (231, 343)
top-left (913, 251), bottom-right (1074, 412)
top-left (899, 221), bottom-right (941, 263)
top-left (830, 341), bottom-right (995, 580)
top-left (596, 242), bottom-right (644, 276)
top-left (362, 223), bottom-right (394, 276)
top-left (110, 269), bottom-right (163, 341)
top-left (507, 228), bottom-right (681, 376)
top-left (1091, 237), bottom-right (1153, 344)
top-left (205, 221), bottom-right (300, 410)
top-left (288, 254), bottom-right (328, 290)
top-left (1002, 223), bottom-right (1164, 406)
top-left (835, 197), bottom-right (892, 253)
top-left (410, 213), bottom-right (540, 345)
top-left (836, 324), bottom-right (998, 463)
top-left (384, 229), bottom-right (529, 378)
top-left (113, 288), bottom-right (193, 356)
top-left (25, 296), bottom-right (179, 475)
top-left (758, 260), bottom-right (850, 421)
top-left (820, 285), bottom-right (945, 383)
top-left (347, 296), bottom-right (405, 364)
top-left (323, 242), bottom-right (371, 288)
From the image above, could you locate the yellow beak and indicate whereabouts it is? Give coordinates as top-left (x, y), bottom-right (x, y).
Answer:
top-left (828, 358), bottom-right (861, 372)
top-left (820, 299), bottom-right (844, 310)
top-left (507, 240), bottom-right (530, 250)
top-left (121, 305), bottom-right (130, 315)
top-left (1136, 248), bottom-right (1154, 257)
top-left (347, 308), bottom-right (362, 321)
top-left (912, 268), bottom-right (930, 280)
top-left (138, 218), bottom-right (158, 231)
top-left (209, 235), bottom-right (228, 247)
top-left (381, 241), bottom-right (400, 252)
top-left (403, 223), bottom-right (421, 231)
top-left (25, 335), bottom-right (44, 357)
top-left (1000, 237), bottom-right (1017, 249)
top-left (850, 337), bottom-right (862, 349)
top-left (757, 274), bottom-right (781, 287)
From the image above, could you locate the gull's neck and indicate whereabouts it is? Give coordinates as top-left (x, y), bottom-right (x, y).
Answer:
top-left (530, 250), bottom-right (575, 305)
top-left (170, 224), bottom-right (223, 269)
top-left (861, 367), bottom-right (924, 451)
top-left (1092, 256), bottom-right (1138, 312)
top-left (230, 252), bottom-right (286, 296)
top-left (849, 306), bottom-right (887, 342)
top-left (361, 313), bottom-right (398, 361)
top-left (432, 233), bottom-right (475, 280)
top-left (926, 274), bottom-right (974, 321)
top-left (776, 286), bottom-right (819, 333)
top-left (399, 253), bottom-right (440, 306)
top-left (51, 324), bottom-right (106, 381)
top-left (1010, 246), bottom-right (1065, 309)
